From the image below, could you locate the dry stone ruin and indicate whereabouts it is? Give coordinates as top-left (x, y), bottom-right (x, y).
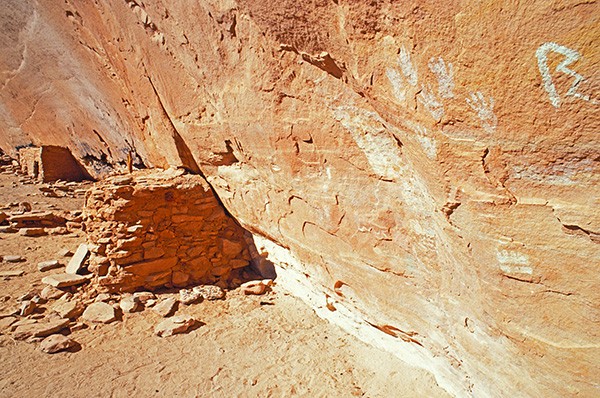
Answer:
top-left (83, 169), bottom-right (252, 292)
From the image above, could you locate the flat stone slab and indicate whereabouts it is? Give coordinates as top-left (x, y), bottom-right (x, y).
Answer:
top-left (2, 255), bottom-right (25, 263)
top-left (65, 244), bottom-right (89, 274)
top-left (0, 270), bottom-right (25, 277)
top-left (12, 319), bottom-right (70, 340)
top-left (155, 315), bottom-right (196, 337)
top-left (40, 334), bottom-right (78, 354)
top-left (82, 302), bottom-right (117, 324)
top-left (41, 273), bottom-right (88, 288)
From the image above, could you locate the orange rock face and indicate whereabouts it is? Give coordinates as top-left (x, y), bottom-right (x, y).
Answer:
top-left (1, 1), bottom-right (599, 396)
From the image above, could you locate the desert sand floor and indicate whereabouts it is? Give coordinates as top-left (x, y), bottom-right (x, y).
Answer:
top-left (0, 171), bottom-right (450, 398)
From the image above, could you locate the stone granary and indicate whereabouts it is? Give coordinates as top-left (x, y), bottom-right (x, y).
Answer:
top-left (83, 170), bottom-right (252, 292)
top-left (19, 146), bottom-right (92, 182)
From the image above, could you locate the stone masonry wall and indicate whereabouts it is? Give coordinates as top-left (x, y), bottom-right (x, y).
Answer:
top-left (83, 170), bottom-right (251, 292)
top-left (19, 146), bottom-right (91, 182)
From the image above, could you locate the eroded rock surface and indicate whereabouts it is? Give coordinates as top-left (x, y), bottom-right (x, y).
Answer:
top-left (0, 1), bottom-right (598, 397)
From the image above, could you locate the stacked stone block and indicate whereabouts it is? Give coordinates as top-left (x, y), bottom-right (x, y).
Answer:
top-left (83, 170), bottom-right (251, 292)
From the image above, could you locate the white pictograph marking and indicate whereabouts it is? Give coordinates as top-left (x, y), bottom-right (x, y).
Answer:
top-left (418, 86), bottom-right (444, 121)
top-left (386, 67), bottom-right (406, 102)
top-left (466, 92), bottom-right (497, 133)
top-left (399, 46), bottom-right (418, 87)
top-left (536, 42), bottom-right (596, 108)
top-left (428, 57), bottom-right (454, 99)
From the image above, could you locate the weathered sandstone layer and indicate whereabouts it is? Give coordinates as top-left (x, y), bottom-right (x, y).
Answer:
top-left (1, 1), bottom-right (599, 396)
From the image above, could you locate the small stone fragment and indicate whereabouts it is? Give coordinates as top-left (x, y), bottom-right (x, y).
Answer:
top-left (65, 243), bottom-right (89, 274)
top-left (145, 299), bottom-right (157, 307)
top-left (154, 314), bottom-right (196, 337)
top-left (19, 300), bottom-right (36, 316)
top-left (18, 202), bottom-right (32, 212)
top-left (40, 285), bottom-right (66, 300)
top-left (0, 226), bottom-right (17, 233)
top-left (38, 260), bottom-right (62, 272)
top-left (41, 273), bottom-right (88, 288)
top-left (179, 289), bottom-right (202, 305)
top-left (70, 322), bottom-right (86, 332)
top-left (40, 334), bottom-right (78, 354)
top-left (119, 296), bottom-right (140, 313)
top-left (240, 280), bottom-right (272, 296)
top-left (152, 298), bottom-right (178, 317)
top-left (58, 248), bottom-right (73, 257)
top-left (82, 302), bottom-right (117, 324)
top-left (193, 285), bottom-right (225, 300)
top-left (3, 255), bottom-right (25, 263)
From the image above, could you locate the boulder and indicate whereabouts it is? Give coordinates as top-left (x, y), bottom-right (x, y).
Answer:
top-left (2, 255), bottom-right (24, 263)
top-left (240, 280), bottom-right (273, 296)
top-left (19, 228), bottom-right (46, 237)
top-left (0, 270), bottom-right (25, 277)
top-left (132, 291), bottom-right (155, 304)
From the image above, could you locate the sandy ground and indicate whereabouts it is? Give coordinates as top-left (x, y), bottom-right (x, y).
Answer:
top-left (0, 170), bottom-right (450, 398)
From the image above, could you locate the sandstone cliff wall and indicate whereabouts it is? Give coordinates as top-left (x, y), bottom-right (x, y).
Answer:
top-left (1, 1), bottom-right (599, 396)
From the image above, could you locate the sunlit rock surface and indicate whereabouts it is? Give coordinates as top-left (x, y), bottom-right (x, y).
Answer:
top-left (1, 1), bottom-right (599, 396)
